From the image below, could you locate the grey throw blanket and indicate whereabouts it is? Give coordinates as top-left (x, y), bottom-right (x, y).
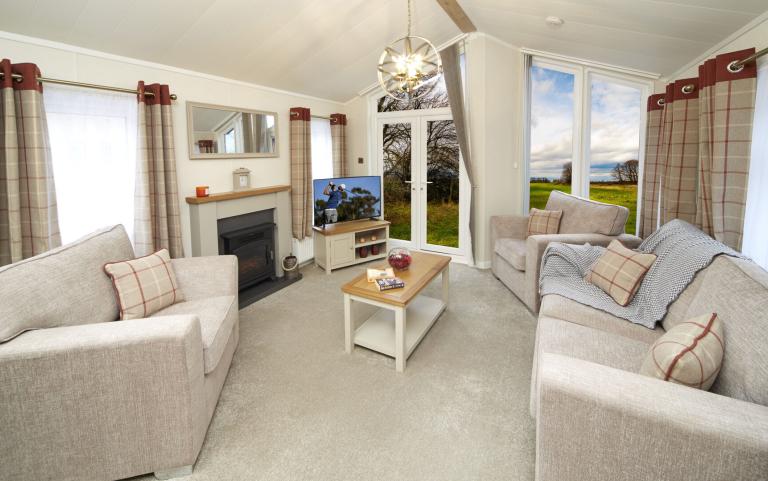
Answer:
top-left (539, 219), bottom-right (741, 329)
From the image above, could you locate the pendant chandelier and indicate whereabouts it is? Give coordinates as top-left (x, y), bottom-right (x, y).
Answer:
top-left (377, 0), bottom-right (443, 101)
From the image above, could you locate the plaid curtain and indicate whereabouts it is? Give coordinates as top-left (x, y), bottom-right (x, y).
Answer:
top-left (639, 48), bottom-right (758, 250)
top-left (696, 49), bottom-right (758, 250)
top-left (0, 59), bottom-right (61, 266)
top-left (660, 78), bottom-right (700, 225)
top-left (290, 107), bottom-right (312, 240)
top-left (134, 81), bottom-right (183, 258)
top-left (639, 93), bottom-right (666, 238)
top-left (330, 113), bottom-right (348, 177)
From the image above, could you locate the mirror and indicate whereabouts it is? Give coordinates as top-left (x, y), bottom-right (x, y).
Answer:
top-left (187, 102), bottom-right (278, 159)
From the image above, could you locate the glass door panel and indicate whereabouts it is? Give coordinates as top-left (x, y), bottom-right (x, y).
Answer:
top-left (588, 76), bottom-right (642, 234)
top-left (382, 122), bottom-right (413, 241)
top-left (529, 65), bottom-right (576, 209)
top-left (424, 119), bottom-right (460, 249)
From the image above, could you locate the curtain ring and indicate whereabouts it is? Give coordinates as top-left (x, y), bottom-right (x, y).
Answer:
top-left (681, 84), bottom-right (695, 94)
top-left (657, 98), bottom-right (665, 107)
top-left (727, 60), bottom-right (745, 73)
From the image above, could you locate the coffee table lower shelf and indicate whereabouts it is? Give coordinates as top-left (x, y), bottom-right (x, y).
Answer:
top-left (353, 296), bottom-right (445, 359)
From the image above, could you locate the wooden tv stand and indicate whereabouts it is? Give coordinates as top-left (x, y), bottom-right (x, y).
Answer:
top-left (313, 219), bottom-right (389, 274)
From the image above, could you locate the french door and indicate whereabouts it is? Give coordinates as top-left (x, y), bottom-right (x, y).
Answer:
top-left (378, 111), bottom-right (464, 256)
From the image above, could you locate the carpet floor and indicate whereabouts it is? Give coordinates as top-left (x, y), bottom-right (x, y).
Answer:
top-left (135, 261), bottom-right (537, 481)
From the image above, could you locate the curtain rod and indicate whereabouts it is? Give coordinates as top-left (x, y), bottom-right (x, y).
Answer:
top-left (731, 46), bottom-right (768, 70)
top-left (289, 111), bottom-right (332, 120)
top-left (0, 73), bottom-right (178, 100)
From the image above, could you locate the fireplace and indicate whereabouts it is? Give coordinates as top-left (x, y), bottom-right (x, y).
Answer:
top-left (218, 209), bottom-right (276, 290)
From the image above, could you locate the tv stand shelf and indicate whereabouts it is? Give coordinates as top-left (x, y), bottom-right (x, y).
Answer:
top-left (313, 219), bottom-right (389, 274)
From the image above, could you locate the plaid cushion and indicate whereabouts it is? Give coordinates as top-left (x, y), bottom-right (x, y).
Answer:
top-left (527, 208), bottom-right (563, 236)
top-left (585, 240), bottom-right (657, 306)
top-left (104, 249), bottom-right (184, 320)
top-left (640, 313), bottom-right (724, 390)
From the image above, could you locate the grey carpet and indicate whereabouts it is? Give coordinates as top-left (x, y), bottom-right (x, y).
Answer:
top-left (134, 262), bottom-right (537, 481)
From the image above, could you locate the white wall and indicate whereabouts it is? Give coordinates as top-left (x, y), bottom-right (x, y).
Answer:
top-left (345, 94), bottom-right (369, 177)
top-left (0, 31), bottom-right (346, 256)
top-left (670, 15), bottom-right (768, 80)
top-left (465, 34), bottom-right (524, 267)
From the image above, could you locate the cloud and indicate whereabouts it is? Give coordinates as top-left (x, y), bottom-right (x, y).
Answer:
top-left (529, 68), bottom-right (642, 181)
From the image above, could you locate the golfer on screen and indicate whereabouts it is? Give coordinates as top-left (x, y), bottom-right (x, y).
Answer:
top-left (322, 181), bottom-right (345, 223)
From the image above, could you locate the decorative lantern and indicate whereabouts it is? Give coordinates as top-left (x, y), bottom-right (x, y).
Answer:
top-left (233, 167), bottom-right (251, 191)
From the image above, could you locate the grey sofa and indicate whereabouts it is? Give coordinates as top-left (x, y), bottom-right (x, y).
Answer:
top-left (0, 225), bottom-right (239, 481)
top-left (530, 254), bottom-right (768, 481)
top-left (491, 190), bottom-right (641, 312)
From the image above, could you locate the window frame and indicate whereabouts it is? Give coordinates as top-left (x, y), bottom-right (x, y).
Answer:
top-left (524, 56), bottom-right (653, 233)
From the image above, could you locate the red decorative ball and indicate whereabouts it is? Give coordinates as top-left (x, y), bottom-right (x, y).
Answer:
top-left (387, 247), bottom-right (412, 270)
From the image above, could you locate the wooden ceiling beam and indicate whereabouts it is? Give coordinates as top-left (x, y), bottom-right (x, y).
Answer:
top-left (436, 0), bottom-right (477, 33)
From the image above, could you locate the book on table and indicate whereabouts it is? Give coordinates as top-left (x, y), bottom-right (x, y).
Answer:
top-left (375, 277), bottom-right (405, 291)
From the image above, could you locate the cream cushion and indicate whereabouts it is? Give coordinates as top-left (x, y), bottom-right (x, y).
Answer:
top-left (545, 190), bottom-right (628, 235)
top-left (104, 249), bottom-right (184, 320)
top-left (0, 225), bottom-right (134, 343)
top-left (527, 208), bottom-right (562, 236)
top-left (640, 313), bottom-right (724, 390)
top-left (586, 240), bottom-right (657, 306)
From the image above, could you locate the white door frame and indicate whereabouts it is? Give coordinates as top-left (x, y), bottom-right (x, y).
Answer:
top-left (375, 107), bottom-right (466, 258)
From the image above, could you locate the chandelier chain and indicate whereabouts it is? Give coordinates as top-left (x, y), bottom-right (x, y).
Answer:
top-left (407, 0), bottom-right (412, 36)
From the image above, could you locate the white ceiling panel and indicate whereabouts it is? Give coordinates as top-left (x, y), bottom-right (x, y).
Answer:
top-left (0, 0), bottom-right (765, 102)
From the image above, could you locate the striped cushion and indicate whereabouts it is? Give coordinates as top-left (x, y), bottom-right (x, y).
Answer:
top-left (104, 249), bottom-right (184, 320)
top-left (640, 313), bottom-right (724, 390)
top-left (527, 208), bottom-right (562, 236)
top-left (585, 240), bottom-right (656, 306)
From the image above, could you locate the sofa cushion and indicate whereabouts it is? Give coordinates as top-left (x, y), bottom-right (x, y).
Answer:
top-left (527, 208), bottom-right (562, 236)
top-left (640, 313), bottom-right (724, 390)
top-left (667, 255), bottom-right (768, 406)
top-left (545, 190), bottom-right (628, 236)
top-left (104, 249), bottom-right (184, 320)
top-left (586, 240), bottom-right (656, 306)
top-left (0, 225), bottom-right (134, 343)
top-left (153, 295), bottom-right (237, 374)
top-left (494, 238), bottom-right (527, 271)
top-left (540, 294), bottom-right (664, 344)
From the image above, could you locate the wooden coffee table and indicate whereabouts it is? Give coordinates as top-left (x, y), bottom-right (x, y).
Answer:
top-left (341, 251), bottom-right (450, 372)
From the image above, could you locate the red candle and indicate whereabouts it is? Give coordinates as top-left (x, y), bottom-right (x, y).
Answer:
top-left (196, 186), bottom-right (209, 197)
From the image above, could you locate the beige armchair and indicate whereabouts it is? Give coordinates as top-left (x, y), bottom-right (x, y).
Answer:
top-left (490, 190), bottom-right (641, 312)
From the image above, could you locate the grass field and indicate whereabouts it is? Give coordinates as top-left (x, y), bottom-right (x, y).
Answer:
top-left (385, 200), bottom-right (459, 247)
top-left (530, 182), bottom-right (637, 234)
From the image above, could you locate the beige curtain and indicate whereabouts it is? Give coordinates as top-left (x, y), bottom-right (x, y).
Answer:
top-left (639, 48), bottom-right (758, 250)
top-left (696, 50), bottom-right (758, 250)
top-left (638, 93), bottom-right (666, 238)
top-left (134, 81), bottom-right (184, 258)
top-left (660, 78), bottom-right (700, 225)
top-left (441, 43), bottom-right (475, 262)
top-left (290, 107), bottom-right (312, 240)
top-left (0, 59), bottom-right (61, 266)
top-left (330, 113), bottom-right (348, 177)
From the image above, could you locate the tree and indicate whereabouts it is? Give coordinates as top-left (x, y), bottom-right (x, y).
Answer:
top-left (559, 162), bottom-right (572, 184)
top-left (610, 159), bottom-right (639, 183)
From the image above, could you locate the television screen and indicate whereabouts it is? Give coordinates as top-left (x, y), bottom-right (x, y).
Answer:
top-left (313, 176), bottom-right (382, 227)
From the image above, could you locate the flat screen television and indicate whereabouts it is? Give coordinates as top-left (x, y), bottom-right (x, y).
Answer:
top-left (313, 176), bottom-right (382, 227)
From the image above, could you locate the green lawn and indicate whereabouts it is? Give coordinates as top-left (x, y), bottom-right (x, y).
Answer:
top-left (385, 200), bottom-right (459, 248)
top-left (530, 182), bottom-right (637, 235)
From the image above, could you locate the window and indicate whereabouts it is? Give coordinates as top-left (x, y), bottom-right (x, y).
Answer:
top-left (526, 58), bottom-right (649, 234)
top-left (223, 127), bottom-right (236, 153)
top-left (311, 117), bottom-right (333, 179)
top-left (44, 84), bottom-right (138, 244)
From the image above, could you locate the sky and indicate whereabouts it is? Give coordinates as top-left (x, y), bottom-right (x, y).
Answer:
top-left (530, 66), bottom-right (642, 182)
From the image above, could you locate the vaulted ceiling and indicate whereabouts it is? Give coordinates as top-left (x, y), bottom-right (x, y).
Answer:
top-left (0, 0), bottom-right (765, 102)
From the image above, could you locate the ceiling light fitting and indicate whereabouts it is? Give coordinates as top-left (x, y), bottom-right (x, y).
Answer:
top-left (377, 0), bottom-right (443, 101)
top-left (545, 16), bottom-right (564, 27)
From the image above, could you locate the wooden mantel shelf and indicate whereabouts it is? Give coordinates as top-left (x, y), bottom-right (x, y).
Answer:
top-left (185, 185), bottom-right (290, 204)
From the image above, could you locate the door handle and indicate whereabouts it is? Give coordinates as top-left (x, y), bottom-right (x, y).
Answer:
top-left (423, 181), bottom-right (433, 184)
top-left (404, 180), bottom-right (413, 184)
